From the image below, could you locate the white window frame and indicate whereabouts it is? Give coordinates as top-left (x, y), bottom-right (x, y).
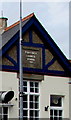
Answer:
top-left (50, 95), bottom-right (64, 119)
top-left (0, 107), bottom-right (8, 119)
top-left (19, 80), bottom-right (40, 119)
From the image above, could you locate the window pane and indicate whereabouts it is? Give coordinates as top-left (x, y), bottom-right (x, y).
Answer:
top-left (23, 81), bottom-right (27, 86)
top-left (23, 117), bottom-right (28, 120)
top-left (30, 102), bottom-right (34, 108)
top-left (35, 103), bottom-right (39, 109)
top-left (54, 117), bottom-right (58, 120)
top-left (35, 118), bottom-right (39, 120)
top-left (23, 102), bottom-right (28, 108)
top-left (54, 110), bottom-right (57, 116)
top-left (50, 95), bottom-right (62, 107)
top-left (30, 88), bottom-right (34, 92)
top-left (30, 82), bottom-right (34, 87)
top-left (35, 96), bottom-right (39, 102)
top-left (23, 87), bottom-right (27, 92)
top-left (35, 110), bottom-right (39, 117)
top-left (23, 95), bottom-right (27, 101)
top-left (3, 107), bottom-right (8, 120)
top-left (35, 82), bottom-right (39, 87)
top-left (3, 115), bottom-right (8, 120)
top-left (50, 110), bottom-right (53, 116)
top-left (35, 88), bottom-right (39, 93)
top-left (59, 117), bottom-right (62, 120)
top-left (23, 110), bottom-right (28, 117)
top-left (59, 110), bottom-right (62, 116)
top-left (30, 95), bottom-right (33, 101)
top-left (30, 110), bottom-right (34, 117)
top-left (58, 97), bottom-right (62, 107)
top-left (3, 107), bottom-right (8, 114)
top-left (50, 117), bottom-right (53, 120)
top-left (30, 118), bottom-right (34, 120)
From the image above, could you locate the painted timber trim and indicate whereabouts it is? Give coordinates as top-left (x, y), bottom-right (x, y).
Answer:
top-left (0, 64), bottom-right (68, 77)
top-left (0, 15), bottom-right (71, 76)
top-left (5, 54), bottom-right (17, 66)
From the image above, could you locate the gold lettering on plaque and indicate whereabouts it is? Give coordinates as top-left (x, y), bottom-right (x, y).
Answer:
top-left (22, 47), bottom-right (42, 69)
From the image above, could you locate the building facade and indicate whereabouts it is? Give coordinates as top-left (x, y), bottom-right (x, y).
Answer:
top-left (0, 13), bottom-right (71, 119)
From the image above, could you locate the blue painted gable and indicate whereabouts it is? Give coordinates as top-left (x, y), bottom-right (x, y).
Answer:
top-left (0, 14), bottom-right (71, 77)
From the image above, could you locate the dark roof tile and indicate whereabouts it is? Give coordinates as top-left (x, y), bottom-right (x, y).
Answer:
top-left (1, 13), bottom-right (34, 49)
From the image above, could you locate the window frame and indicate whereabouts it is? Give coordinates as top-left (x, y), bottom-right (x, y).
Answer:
top-left (0, 107), bottom-right (8, 120)
top-left (50, 95), bottom-right (64, 119)
top-left (19, 80), bottom-right (40, 119)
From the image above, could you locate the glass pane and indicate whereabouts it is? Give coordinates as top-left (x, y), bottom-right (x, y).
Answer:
top-left (59, 117), bottom-right (62, 120)
top-left (58, 97), bottom-right (62, 107)
top-left (50, 110), bottom-right (53, 115)
top-left (59, 110), bottom-right (62, 116)
top-left (30, 95), bottom-right (33, 101)
top-left (35, 82), bottom-right (39, 87)
top-left (23, 87), bottom-right (27, 92)
top-left (35, 110), bottom-right (39, 117)
top-left (23, 102), bottom-right (27, 108)
top-left (30, 102), bottom-right (34, 108)
top-left (23, 81), bottom-right (27, 86)
top-left (23, 110), bottom-right (28, 117)
top-left (54, 110), bottom-right (57, 116)
top-left (23, 95), bottom-right (27, 101)
top-left (50, 117), bottom-right (53, 120)
top-left (30, 82), bottom-right (34, 87)
top-left (23, 117), bottom-right (28, 120)
top-left (35, 103), bottom-right (39, 109)
top-left (3, 107), bottom-right (8, 114)
top-left (35, 88), bottom-right (39, 93)
top-left (30, 110), bottom-right (34, 117)
top-left (3, 114), bottom-right (8, 120)
top-left (35, 118), bottom-right (39, 120)
top-left (30, 118), bottom-right (34, 120)
top-left (30, 88), bottom-right (34, 92)
top-left (35, 96), bottom-right (39, 102)
top-left (54, 117), bottom-right (58, 120)
top-left (50, 95), bottom-right (62, 107)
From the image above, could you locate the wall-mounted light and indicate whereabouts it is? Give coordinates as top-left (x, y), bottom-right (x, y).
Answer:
top-left (0, 91), bottom-right (14, 103)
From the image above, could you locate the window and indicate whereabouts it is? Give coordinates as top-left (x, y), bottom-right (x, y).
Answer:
top-left (50, 95), bottom-right (63, 120)
top-left (19, 81), bottom-right (40, 120)
top-left (0, 107), bottom-right (8, 120)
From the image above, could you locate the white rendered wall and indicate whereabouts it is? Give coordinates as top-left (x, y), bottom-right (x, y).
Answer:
top-left (0, 71), bottom-right (19, 118)
top-left (0, 71), bottom-right (2, 91)
top-left (40, 75), bottom-right (69, 118)
top-left (0, 71), bottom-right (69, 119)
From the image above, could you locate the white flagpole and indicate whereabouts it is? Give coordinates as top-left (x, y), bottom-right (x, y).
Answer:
top-left (19, 0), bottom-right (23, 119)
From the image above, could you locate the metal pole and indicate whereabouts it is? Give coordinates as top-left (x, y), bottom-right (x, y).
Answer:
top-left (19, 0), bottom-right (23, 119)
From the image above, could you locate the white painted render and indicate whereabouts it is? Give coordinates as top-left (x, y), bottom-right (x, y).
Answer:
top-left (0, 71), bottom-right (19, 118)
top-left (0, 71), bottom-right (2, 91)
top-left (0, 71), bottom-right (69, 118)
top-left (40, 75), bottom-right (69, 118)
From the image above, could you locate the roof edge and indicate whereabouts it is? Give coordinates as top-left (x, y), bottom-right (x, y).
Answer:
top-left (5, 13), bottom-right (34, 31)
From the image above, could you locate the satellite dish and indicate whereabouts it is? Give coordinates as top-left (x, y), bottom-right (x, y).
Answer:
top-left (1, 91), bottom-right (14, 103)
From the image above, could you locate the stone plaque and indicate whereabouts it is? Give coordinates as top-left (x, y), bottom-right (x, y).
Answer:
top-left (22, 47), bottom-right (42, 69)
